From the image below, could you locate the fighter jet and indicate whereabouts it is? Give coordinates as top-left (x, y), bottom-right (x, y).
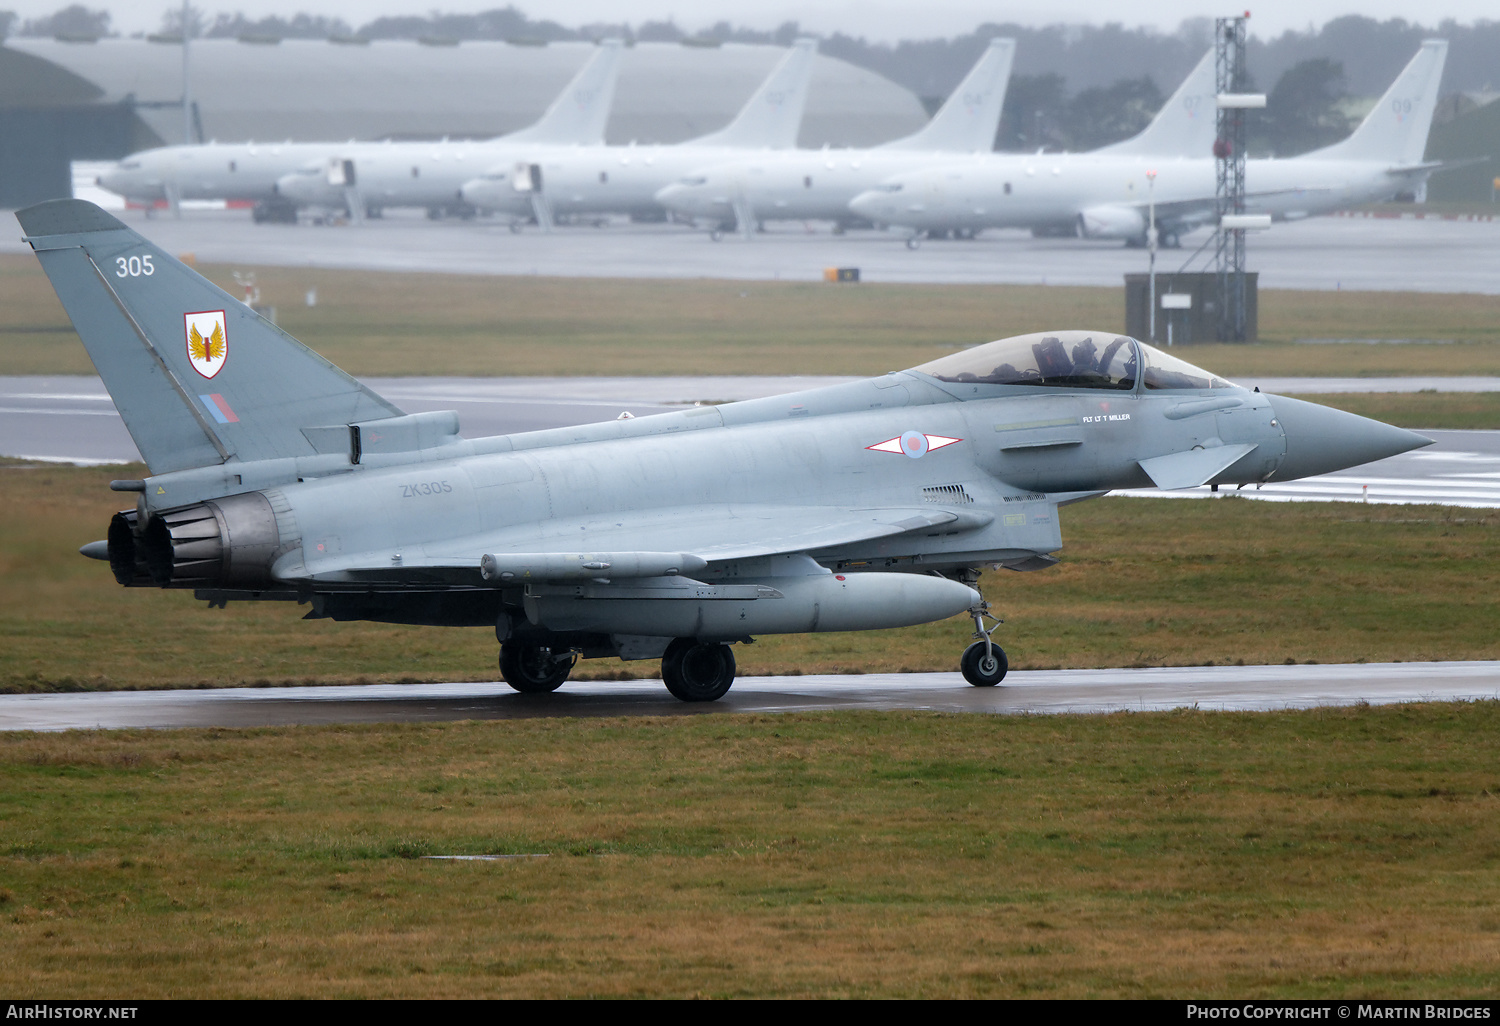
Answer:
top-left (457, 39), bottom-right (819, 228)
top-left (95, 40), bottom-right (625, 223)
top-left (650, 37), bottom-right (1017, 237)
top-left (654, 45), bottom-right (1215, 239)
top-left (849, 41), bottom-right (1448, 247)
top-left (19, 199), bottom-right (1429, 699)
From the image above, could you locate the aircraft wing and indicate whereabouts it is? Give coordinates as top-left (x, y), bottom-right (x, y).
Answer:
top-left (1129, 185), bottom-right (1350, 231)
top-left (286, 504), bottom-right (995, 586)
top-left (1385, 156), bottom-right (1489, 177)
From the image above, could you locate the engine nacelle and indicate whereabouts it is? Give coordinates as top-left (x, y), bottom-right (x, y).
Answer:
top-left (1077, 204), bottom-right (1148, 240)
top-left (107, 491), bottom-right (281, 588)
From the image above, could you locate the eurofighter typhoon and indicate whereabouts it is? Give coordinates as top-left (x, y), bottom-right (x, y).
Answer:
top-left (19, 200), bottom-right (1430, 700)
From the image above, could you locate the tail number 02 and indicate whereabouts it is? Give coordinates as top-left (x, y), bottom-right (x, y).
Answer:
top-left (115, 254), bottom-right (155, 277)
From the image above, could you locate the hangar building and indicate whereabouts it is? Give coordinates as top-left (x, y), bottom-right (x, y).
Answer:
top-left (0, 37), bottom-right (929, 207)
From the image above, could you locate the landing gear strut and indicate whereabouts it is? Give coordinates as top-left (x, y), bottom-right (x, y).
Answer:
top-left (499, 642), bottom-right (575, 693)
top-left (661, 638), bottom-right (736, 702)
top-left (961, 602), bottom-right (1008, 687)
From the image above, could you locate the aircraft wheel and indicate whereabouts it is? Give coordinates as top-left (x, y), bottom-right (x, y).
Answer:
top-left (905, 235), bottom-right (922, 250)
top-left (1162, 231), bottom-right (1181, 249)
top-left (499, 643), bottom-right (574, 693)
top-left (709, 228), bottom-right (724, 242)
top-left (661, 639), bottom-right (736, 702)
top-left (508, 221), bottom-right (524, 234)
top-left (961, 641), bottom-right (1008, 687)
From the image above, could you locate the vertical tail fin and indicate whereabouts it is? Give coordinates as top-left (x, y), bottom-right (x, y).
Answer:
top-left (17, 199), bottom-right (402, 476)
top-left (689, 39), bottom-right (817, 150)
top-left (880, 38), bottom-right (1015, 153)
top-left (1304, 40), bottom-right (1447, 166)
top-left (502, 39), bottom-right (624, 147)
top-left (1092, 49), bottom-right (1216, 158)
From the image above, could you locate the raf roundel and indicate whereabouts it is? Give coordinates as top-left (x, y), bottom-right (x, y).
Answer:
top-left (865, 432), bottom-right (963, 458)
top-left (184, 309), bottom-right (228, 379)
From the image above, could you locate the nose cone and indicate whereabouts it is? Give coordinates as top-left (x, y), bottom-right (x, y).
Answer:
top-left (96, 167), bottom-right (129, 196)
top-left (1266, 394), bottom-right (1432, 481)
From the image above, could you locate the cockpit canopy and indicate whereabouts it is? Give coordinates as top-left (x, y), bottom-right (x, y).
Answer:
top-left (912, 331), bottom-right (1234, 392)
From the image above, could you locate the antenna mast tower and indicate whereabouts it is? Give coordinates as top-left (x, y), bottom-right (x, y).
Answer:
top-left (1213, 13), bottom-right (1252, 342)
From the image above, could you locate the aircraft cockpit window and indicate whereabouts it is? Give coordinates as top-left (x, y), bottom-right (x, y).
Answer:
top-left (681, 176), bottom-right (708, 186)
top-left (1139, 344), bottom-right (1234, 390)
top-left (120, 161), bottom-right (141, 170)
top-left (874, 183), bottom-right (903, 193)
top-left (914, 331), bottom-right (1138, 390)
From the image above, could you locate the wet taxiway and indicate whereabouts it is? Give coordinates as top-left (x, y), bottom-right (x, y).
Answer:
top-left (2, 661), bottom-right (1495, 732)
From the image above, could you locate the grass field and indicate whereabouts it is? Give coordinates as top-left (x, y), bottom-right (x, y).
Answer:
top-left (4, 254), bottom-right (1499, 377)
top-left (1296, 392), bottom-right (1500, 430)
top-left (2, 704), bottom-right (1498, 997)
top-left (3, 462), bottom-right (1496, 692)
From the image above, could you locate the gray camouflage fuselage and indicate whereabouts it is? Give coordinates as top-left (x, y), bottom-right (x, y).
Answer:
top-left (16, 198), bottom-right (1429, 696)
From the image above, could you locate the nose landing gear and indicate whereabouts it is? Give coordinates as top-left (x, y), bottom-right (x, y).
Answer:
top-left (961, 604), bottom-right (1008, 687)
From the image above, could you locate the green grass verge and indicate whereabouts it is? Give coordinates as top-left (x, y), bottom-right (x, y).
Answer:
top-left (4, 254), bottom-right (1499, 377)
top-left (2, 706), bottom-right (1498, 996)
top-left (3, 463), bottom-right (1496, 692)
top-left (1296, 392), bottom-right (1500, 430)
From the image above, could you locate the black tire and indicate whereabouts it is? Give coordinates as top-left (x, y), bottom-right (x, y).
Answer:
top-left (905, 235), bottom-right (921, 250)
top-left (661, 639), bottom-right (736, 702)
top-left (499, 643), bottom-right (573, 693)
top-left (961, 641), bottom-right (1008, 687)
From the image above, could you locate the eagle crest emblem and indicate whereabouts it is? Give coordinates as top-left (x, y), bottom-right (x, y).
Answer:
top-left (184, 310), bottom-right (227, 379)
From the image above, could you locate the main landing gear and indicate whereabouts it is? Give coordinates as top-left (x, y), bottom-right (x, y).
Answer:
top-left (961, 602), bottom-right (1008, 687)
top-left (498, 636), bottom-right (739, 702)
top-left (661, 638), bottom-right (737, 702)
top-left (499, 641), bottom-right (576, 693)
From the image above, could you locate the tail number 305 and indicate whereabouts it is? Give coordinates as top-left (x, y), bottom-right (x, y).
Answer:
top-left (115, 254), bottom-right (155, 277)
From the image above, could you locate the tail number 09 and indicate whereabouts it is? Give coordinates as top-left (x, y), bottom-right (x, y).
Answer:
top-left (115, 254), bottom-right (155, 277)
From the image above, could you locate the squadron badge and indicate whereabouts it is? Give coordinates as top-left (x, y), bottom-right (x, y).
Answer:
top-left (184, 309), bottom-right (227, 379)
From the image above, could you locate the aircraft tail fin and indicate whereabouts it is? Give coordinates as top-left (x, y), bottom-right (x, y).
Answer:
top-left (503, 39), bottom-right (623, 147)
top-left (1305, 40), bottom-right (1447, 167)
top-left (1093, 49), bottom-right (1216, 158)
top-left (690, 38), bottom-right (817, 150)
top-left (880, 37), bottom-right (1014, 153)
top-left (17, 199), bottom-right (403, 476)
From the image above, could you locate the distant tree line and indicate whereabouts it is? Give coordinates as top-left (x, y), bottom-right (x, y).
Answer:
top-left (3, 5), bottom-right (1496, 157)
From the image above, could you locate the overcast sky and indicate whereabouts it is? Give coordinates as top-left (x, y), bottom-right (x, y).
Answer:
top-left (9, 2), bottom-right (1494, 40)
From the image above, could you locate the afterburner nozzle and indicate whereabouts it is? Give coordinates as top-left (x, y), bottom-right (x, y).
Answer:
top-left (1265, 394), bottom-right (1432, 481)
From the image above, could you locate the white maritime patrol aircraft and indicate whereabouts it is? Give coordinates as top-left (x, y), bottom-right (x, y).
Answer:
top-left (848, 41), bottom-right (1449, 248)
top-left (273, 40), bottom-right (629, 221)
top-left (456, 39), bottom-right (819, 228)
top-left (655, 44), bottom-right (1219, 238)
top-left (651, 38), bottom-right (1016, 237)
top-left (95, 40), bottom-right (625, 223)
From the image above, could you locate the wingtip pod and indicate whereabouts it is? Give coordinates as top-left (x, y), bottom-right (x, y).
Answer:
top-left (16, 198), bottom-right (128, 239)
